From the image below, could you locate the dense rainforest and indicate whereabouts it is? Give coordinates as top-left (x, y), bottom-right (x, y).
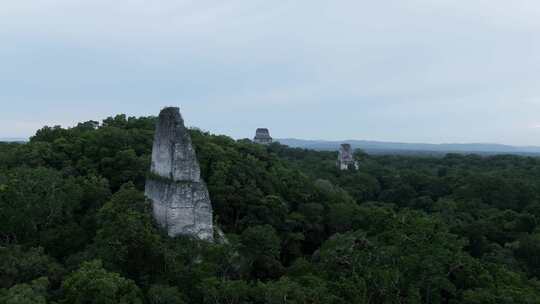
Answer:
top-left (2, 114), bottom-right (540, 303)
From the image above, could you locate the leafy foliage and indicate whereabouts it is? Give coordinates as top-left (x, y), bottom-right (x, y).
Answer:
top-left (2, 114), bottom-right (540, 303)
top-left (61, 260), bottom-right (142, 304)
top-left (0, 277), bottom-right (49, 304)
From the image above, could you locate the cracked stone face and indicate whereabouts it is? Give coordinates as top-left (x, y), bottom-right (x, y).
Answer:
top-left (150, 108), bottom-right (201, 183)
top-left (145, 179), bottom-right (213, 241)
top-left (145, 107), bottom-right (213, 241)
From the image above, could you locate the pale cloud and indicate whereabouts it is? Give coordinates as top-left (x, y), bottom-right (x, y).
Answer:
top-left (1, 1), bottom-right (540, 144)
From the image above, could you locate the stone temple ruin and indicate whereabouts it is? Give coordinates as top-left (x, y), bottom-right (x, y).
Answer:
top-left (253, 128), bottom-right (273, 144)
top-left (337, 143), bottom-right (359, 170)
top-left (145, 107), bottom-right (214, 241)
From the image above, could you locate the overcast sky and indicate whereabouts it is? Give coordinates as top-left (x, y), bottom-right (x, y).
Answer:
top-left (1, 1), bottom-right (540, 145)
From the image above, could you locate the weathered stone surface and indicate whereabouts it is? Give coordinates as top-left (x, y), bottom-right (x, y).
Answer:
top-left (337, 143), bottom-right (359, 170)
top-left (145, 107), bottom-right (213, 241)
top-left (150, 108), bottom-right (201, 182)
top-left (145, 179), bottom-right (213, 240)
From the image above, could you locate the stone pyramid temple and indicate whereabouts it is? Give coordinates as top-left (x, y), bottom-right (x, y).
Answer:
top-left (145, 107), bottom-right (214, 241)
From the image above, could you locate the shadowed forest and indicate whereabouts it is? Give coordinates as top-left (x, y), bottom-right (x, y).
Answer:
top-left (2, 114), bottom-right (540, 303)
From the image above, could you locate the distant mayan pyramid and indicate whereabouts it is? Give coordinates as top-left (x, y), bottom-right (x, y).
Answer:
top-left (253, 128), bottom-right (273, 145)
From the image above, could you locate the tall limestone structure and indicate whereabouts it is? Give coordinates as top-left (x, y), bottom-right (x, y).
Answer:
top-left (337, 143), bottom-right (359, 170)
top-left (145, 107), bottom-right (214, 241)
top-left (253, 128), bottom-right (273, 144)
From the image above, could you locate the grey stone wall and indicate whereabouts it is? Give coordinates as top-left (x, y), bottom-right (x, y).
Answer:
top-left (150, 108), bottom-right (201, 182)
top-left (338, 143), bottom-right (359, 170)
top-left (145, 179), bottom-right (213, 241)
top-left (145, 107), bottom-right (213, 241)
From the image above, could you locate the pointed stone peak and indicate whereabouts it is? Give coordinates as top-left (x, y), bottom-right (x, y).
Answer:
top-left (146, 107), bottom-right (214, 241)
top-left (150, 107), bottom-right (201, 182)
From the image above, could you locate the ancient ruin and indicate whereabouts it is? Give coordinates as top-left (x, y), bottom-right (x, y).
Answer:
top-left (145, 107), bottom-right (214, 241)
top-left (253, 128), bottom-right (273, 144)
top-left (337, 143), bottom-right (359, 170)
